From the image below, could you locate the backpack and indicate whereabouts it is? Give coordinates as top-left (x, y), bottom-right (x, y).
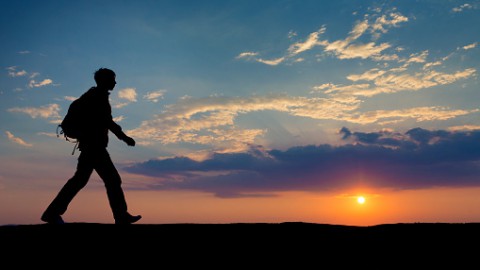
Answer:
top-left (57, 98), bottom-right (84, 154)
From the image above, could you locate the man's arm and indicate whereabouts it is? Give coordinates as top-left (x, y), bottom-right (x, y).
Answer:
top-left (109, 120), bottom-right (135, 146)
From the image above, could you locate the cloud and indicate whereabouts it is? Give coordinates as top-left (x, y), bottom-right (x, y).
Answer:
top-left (118, 88), bottom-right (137, 102)
top-left (237, 10), bottom-right (409, 65)
top-left (452, 3), bottom-right (473, 12)
top-left (143, 90), bottom-right (166, 102)
top-left (316, 63), bottom-right (476, 97)
top-left (127, 92), bottom-right (476, 150)
top-left (5, 131), bottom-right (33, 147)
top-left (423, 61), bottom-right (442, 70)
top-left (448, 125), bottom-right (480, 131)
top-left (6, 66), bottom-right (27, 77)
top-left (235, 52), bottom-right (259, 59)
top-left (29, 72), bottom-right (39, 79)
top-left (341, 107), bottom-right (477, 125)
top-left (287, 27), bottom-right (325, 55)
top-left (125, 127), bottom-right (480, 197)
top-left (128, 6), bottom-right (475, 151)
top-left (8, 103), bottom-right (61, 119)
top-left (321, 19), bottom-right (394, 60)
top-left (113, 102), bottom-right (129, 109)
top-left (405, 50), bottom-right (429, 64)
top-left (127, 94), bottom-right (360, 149)
top-left (425, 68), bottom-right (476, 83)
top-left (330, 42), bottom-right (391, 60)
top-left (64, 96), bottom-right (77, 101)
top-left (462, 42), bottom-right (477, 50)
top-left (29, 78), bottom-right (53, 88)
top-left (346, 68), bottom-right (386, 81)
top-left (37, 132), bottom-right (58, 138)
top-left (370, 12), bottom-right (409, 36)
top-left (113, 115), bottom-right (125, 122)
top-left (256, 57), bottom-right (286, 66)
top-left (236, 53), bottom-right (287, 66)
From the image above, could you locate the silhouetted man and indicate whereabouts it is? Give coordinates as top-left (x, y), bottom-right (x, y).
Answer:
top-left (41, 68), bottom-right (142, 225)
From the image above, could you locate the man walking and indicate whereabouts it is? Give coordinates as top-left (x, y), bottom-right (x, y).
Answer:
top-left (41, 68), bottom-right (141, 225)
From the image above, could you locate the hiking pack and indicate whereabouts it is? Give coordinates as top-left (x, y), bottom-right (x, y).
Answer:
top-left (57, 97), bottom-right (84, 154)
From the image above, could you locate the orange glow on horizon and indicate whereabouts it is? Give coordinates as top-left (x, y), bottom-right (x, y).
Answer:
top-left (2, 186), bottom-right (480, 226)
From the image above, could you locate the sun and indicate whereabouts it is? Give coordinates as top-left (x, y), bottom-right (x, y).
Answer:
top-left (357, 196), bottom-right (366, 204)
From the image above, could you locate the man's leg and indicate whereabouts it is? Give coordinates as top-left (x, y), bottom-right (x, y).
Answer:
top-left (42, 151), bottom-right (94, 223)
top-left (93, 149), bottom-right (128, 219)
top-left (94, 149), bottom-right (141, 224)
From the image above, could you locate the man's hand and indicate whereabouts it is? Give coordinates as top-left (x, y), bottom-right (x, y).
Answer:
top-left (123, 136), bottom-right (136, 146)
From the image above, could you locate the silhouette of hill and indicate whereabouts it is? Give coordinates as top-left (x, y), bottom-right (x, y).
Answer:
top-left (2, 222), bottom-right (480, 242)
top-left (1, 222), bottom-right (479, 262)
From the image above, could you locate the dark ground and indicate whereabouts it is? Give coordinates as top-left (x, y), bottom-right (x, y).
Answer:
top-left (2, 222), bottom-right (479, 264)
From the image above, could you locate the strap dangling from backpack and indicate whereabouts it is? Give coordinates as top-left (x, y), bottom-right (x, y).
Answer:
top-left (71, 141), bottom-right (79, 155)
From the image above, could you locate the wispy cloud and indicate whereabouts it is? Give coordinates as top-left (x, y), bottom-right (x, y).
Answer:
top-left (6, 66), bottom-right (27, 77)
top-left (127, 94), bottom-right (357, 149)
top-left (462, 42), bottom-right (477, 50)
top-left (137, 6), bottom-right (477, 152)
top-left (128, 92), bottom-right (476, 150)
top-left (452, 3), bottom-right (474, 12)
top-left (342, 107), bottom-right (477, 125)
top-left (8, 104), bottom-right (61, 119)
top-left (235, 51), bottom-right (258, 59)
top-left (256, 57), bottom-right (286, 66)
top-left (236, 9), bottom-right (408, 65)
top-left (113, 115), bottom-right (125, 122)
top-left (125, 128), bottom-right (480, 197)
top-left (235, 51), bottom-right (286, 66)
top-left (113, 102), bottom-right (129, 109)
top-left (327, 41), bottom-right (391, 60)
top-left (5, 131), bottom-right (32, 147)
top-left (37, 132), bottom-right (58, 138)
top-left (64, 96), bottom-right (77, 101)
top-left (322, 18), bottom-right (393, 60)
top-left (448, 125), bottom-right (480, 131)
top-left (287, 27), bottom-right (325, 55)
top-left (29, 78), bottom-right (53, 88)
top-left (143, 90), bottom-right (166, 102)
top-left (405, 50), bottom-right (429, 64)
top-left (370, 12), bottom-right (409, 36)
top-left (315, 53), bottom-right (476, 97)
top-left (29, 72), bottom-right (39, 79)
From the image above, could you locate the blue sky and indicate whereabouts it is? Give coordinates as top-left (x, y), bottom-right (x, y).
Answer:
top-left (1, 0), bottom-right (480, 215)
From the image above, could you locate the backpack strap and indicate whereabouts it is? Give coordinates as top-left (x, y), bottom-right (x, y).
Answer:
top-left (57, 124), bottom-right (79, 155)
top-left (71, 141), bottom-right (79, 155)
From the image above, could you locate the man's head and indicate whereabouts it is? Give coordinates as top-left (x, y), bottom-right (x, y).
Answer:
top-left (94, 68), bottom-right (116, 91)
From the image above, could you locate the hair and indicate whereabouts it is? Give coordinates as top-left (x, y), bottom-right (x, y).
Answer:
top-left (94, 68), bottom-right (116, 85)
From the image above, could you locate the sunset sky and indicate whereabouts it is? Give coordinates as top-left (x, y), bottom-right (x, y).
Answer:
top-left (1, 0), bottom-right (480, 226)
